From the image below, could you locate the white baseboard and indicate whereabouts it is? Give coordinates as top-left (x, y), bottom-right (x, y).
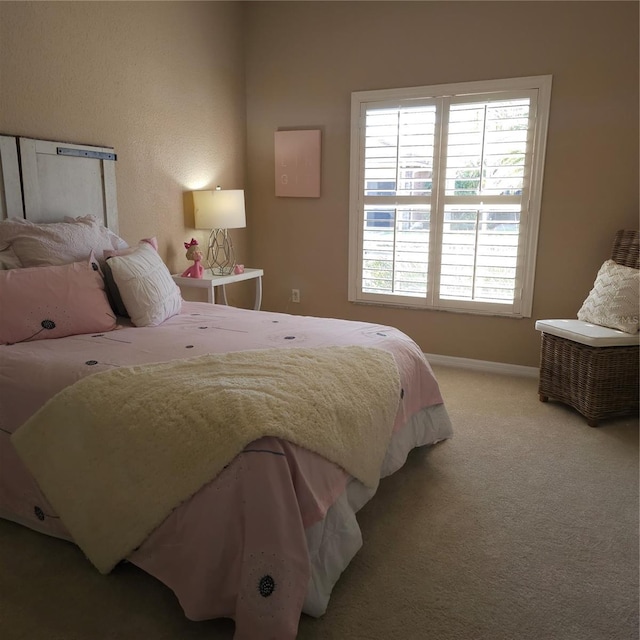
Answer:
top-left (424, 353), bottom-right (539, 378)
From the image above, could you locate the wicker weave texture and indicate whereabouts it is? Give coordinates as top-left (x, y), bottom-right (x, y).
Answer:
top-left (539, 333), bottom-right (639, 423)
top-left (611, 229), bottom-right (639, 269)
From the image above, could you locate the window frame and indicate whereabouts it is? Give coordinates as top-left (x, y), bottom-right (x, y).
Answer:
top-left (348, 75), bottom-right (553, 318)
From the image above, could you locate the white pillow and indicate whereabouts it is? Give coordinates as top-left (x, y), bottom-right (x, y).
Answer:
top-left (0, 246), bottom-right (22, 270)
top-left (106, 242), bottom-right (182, 327)
top-left (0, 215), bottom-right (127, 268)
top-left (102, 237), bottom-right (159, 318)
top-left (577, 259), bottom-right (639, 334)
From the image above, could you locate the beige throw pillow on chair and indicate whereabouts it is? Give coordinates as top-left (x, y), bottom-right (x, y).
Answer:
top-left (577, 259), bottom-right (640, 334)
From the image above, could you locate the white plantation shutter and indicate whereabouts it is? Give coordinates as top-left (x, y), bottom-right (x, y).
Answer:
top-left (349, 76), bottom-right (552, 317)
top-left (361, 103), bottom-right (436, 299)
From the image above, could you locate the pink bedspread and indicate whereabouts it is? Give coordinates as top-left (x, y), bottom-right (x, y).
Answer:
top-left (0, 302), bottom-right (447, 639)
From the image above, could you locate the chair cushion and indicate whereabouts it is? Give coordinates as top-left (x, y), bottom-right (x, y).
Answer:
top-left (535, 319), bottom-right (640, 347)
top-left (577, 259), bottom-right (639, 333)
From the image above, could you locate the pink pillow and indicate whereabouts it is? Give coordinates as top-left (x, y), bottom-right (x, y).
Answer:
top-left (0, 257), bottom-right (117, 345)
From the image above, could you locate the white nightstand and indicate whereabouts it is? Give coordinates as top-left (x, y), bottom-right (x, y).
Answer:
top-left (172, 268), bottom-right (264, 310)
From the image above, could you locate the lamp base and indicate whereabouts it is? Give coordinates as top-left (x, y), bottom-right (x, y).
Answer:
top-left (209, 265), bottom-right (235, 276)
top-left (206, 228), bottom-right (237, 276)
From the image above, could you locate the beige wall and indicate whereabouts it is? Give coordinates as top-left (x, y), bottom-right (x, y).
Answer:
top-left (0, 0), bottom-right (249, 304)
top-left (1, 2), bottom-right (637, 365)
top-left (244, 1), bottom-right (639, 366)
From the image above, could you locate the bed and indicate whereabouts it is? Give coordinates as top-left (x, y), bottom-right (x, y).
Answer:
top-left (0, 135), bottom-right (453, 639)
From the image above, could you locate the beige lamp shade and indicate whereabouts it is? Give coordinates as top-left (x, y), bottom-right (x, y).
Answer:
top-left (192, 188), bottom-right (246, 275)
top-left (193, 189), bottom-right (246, 230)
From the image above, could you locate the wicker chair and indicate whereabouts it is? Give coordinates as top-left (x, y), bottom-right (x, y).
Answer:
top-left (535, 230), bottom-right (639, 427)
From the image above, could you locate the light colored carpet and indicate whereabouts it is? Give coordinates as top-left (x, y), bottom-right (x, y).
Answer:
top-left (1, 365), bottom-right (637, 640)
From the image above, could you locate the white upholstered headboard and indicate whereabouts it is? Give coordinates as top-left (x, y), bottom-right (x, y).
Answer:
top-left (0, 135), bottom-right (118, 233)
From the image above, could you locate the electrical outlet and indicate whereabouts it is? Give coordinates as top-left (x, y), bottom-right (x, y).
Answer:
top-left (291, 289), bottom-right (300, 303)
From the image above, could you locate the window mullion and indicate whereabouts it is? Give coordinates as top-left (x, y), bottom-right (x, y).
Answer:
top-left (479, 105), bottom-right (488, 194)
top-left (392, 110), bottom-right (400, 295)
top-left (470, 104), bottom-right (487, 303)
top-left (429, 97), bottom-right (448, 309)
top-left (471, 211), bottom-right (480, 300)
top-left (394, 110), bottom-right (401, 195)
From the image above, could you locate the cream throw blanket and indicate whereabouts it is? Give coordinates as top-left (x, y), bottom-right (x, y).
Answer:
top-left (12, 346), bottom-right (400, 574)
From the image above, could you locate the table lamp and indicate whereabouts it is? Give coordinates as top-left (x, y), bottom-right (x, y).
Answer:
top-left (193, 187), bottom-right (246, 276)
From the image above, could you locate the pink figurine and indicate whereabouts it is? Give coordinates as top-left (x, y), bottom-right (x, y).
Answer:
top-left (181, 238), bottom-right (204, 279)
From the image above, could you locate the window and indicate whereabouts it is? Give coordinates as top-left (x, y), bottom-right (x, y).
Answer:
top-left (348, 76), bottom-right (552, 317)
